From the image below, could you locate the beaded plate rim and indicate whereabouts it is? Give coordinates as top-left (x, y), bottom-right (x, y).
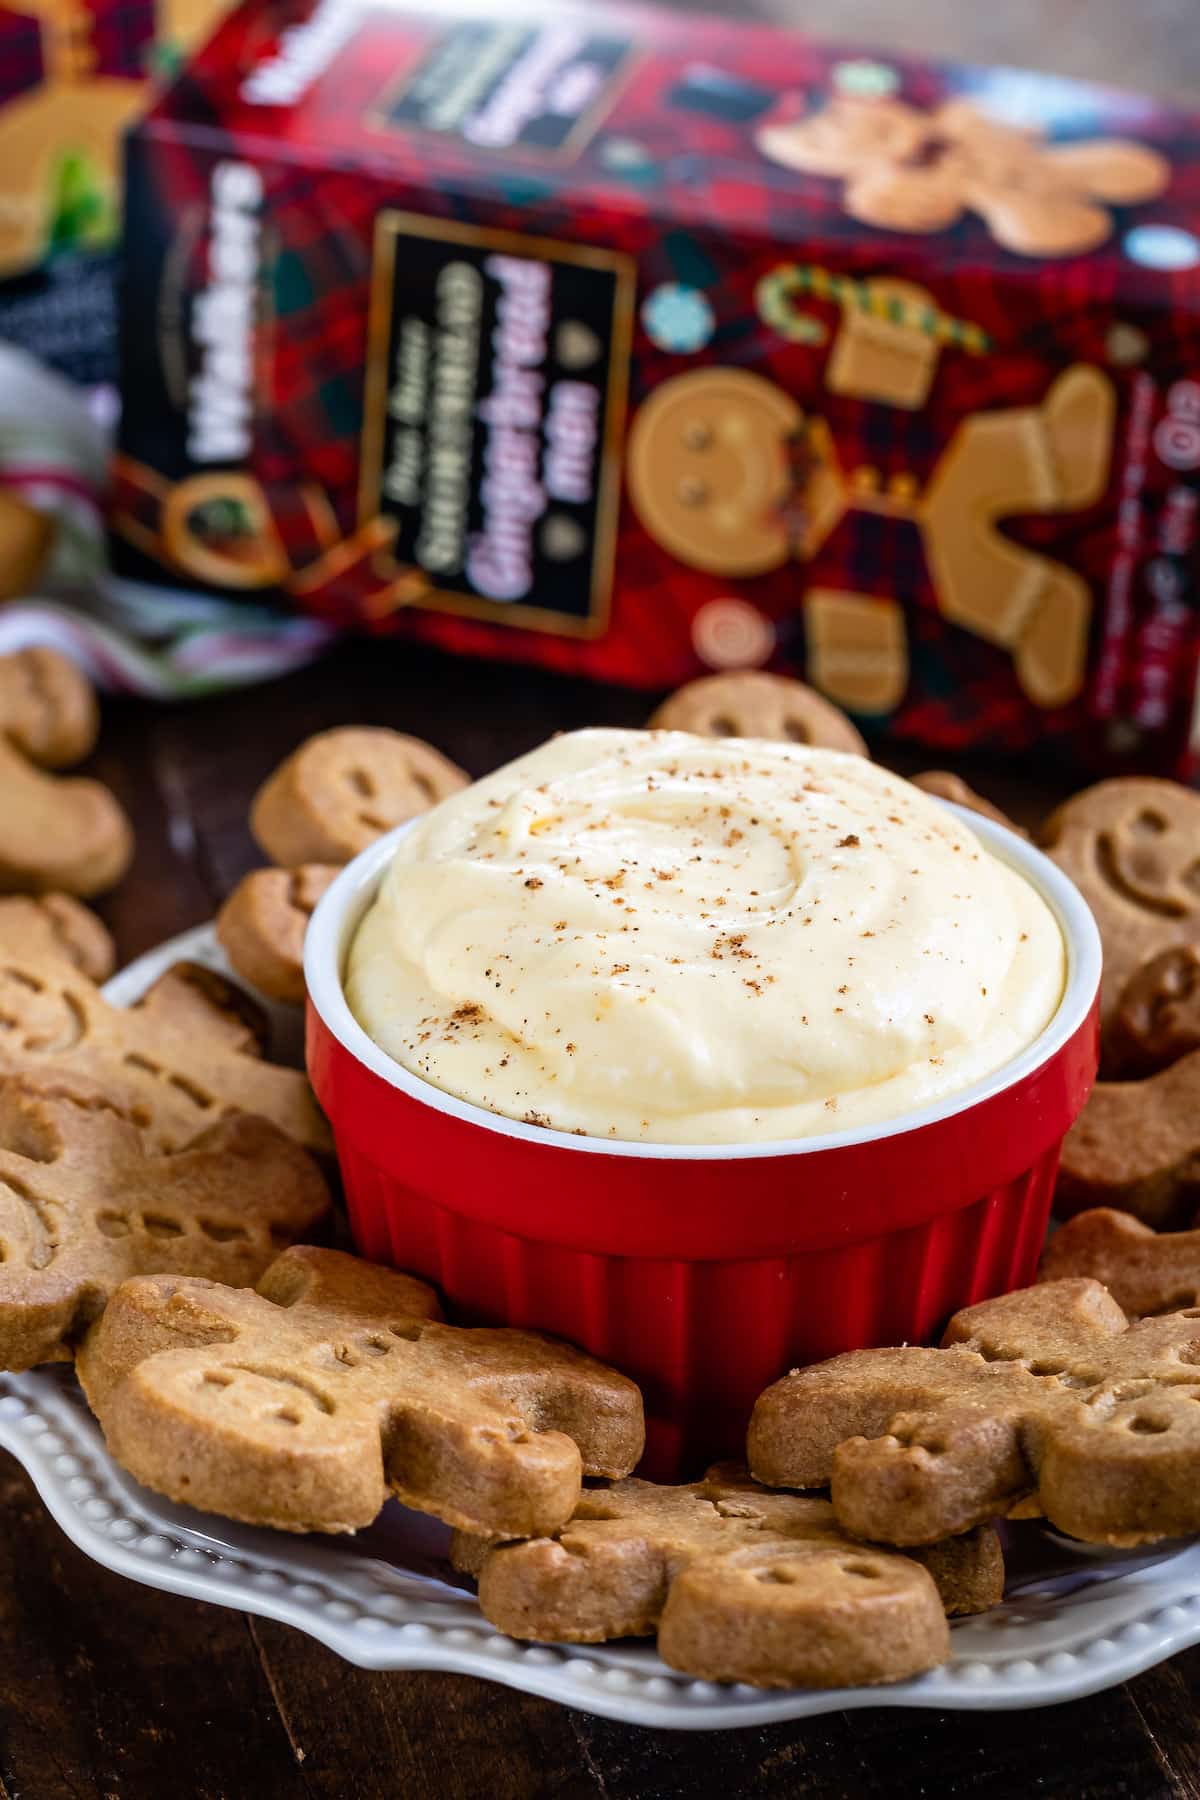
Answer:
top-left (1, 923), bottom-right (1197, 1731)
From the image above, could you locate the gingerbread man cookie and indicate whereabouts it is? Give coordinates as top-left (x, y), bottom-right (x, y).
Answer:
top-left (1041, 1208), bottom-right (1200, 1319)
top-left (1039, 778), bottom-right (1200, 1049)
top-left (0, 954), bottom-right (330, 1156)
top-left (647, 670), bottom-right (868, 753)
top-left (1055, 1048), bottom-right (1200, 1227)
top-left (750, 1277), bottom-right (1200, 1547)
top-left (79, 1246), bottom-right (645, 1537)
top-left (251, 727), bottom-right (469, 867)
top-left (1109, 945), bottom-right (1200, 1078)
top-left (216, 727), bottom-right (468, 1002)
top-left (0, 647), bottom-right (133, 898)
top-left (910, 772), bottom-right (1023, 835)
top-left (217, 865), bottom-right (339, 1005)
top-left (453, 1464), bottom-right (1002, 1689)
top-left (0, 646), bottom-right (98, 766)
top-left (0, 0), bottom-right (147, 279)
top-left (0, 1079), bottom-right (329, 1370)
top-left (0, 893), bottom-right (115, 982)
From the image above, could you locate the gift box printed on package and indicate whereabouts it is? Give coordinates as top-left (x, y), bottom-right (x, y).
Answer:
top-left (117, 0), bottom-right (1200, 772)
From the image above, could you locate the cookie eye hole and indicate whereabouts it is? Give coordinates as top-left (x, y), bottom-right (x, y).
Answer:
top-left (4, 969), bottom-right (43, 995)
top-left (783, 717), bottom-right (812, 744)
top-left (348, 767), bottom-right (376, 800)
top-left (168, 1072), bottom-right (214, 1111)
top-left (199, 1218), bottom-right (249, 1244)
top-left (1127, 1415), bottom-right (1170, 1434)
top-left (142, 1214), bottom-right (184, 1240)
top-left (1132, 809), bottom-right (1167, 837)
top-left (682, 419), bottom-right (712, 452)
top-left (709, 714), bottom-right (739, 737)
top-left (678, 476), bottom-right (708, 507)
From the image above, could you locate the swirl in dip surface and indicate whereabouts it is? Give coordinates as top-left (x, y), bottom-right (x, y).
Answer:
top-left (345, 729), bottom-right (1065, 1144)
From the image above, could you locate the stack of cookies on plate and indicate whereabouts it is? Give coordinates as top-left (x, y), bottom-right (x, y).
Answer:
top-left (1039, 778), bottom-right (1200, 1229)
top-left (5, 649), bottom-right (1200, 1693)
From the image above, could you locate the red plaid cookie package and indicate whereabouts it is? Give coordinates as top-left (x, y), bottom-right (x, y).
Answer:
top-left (113, 0), bottom-right (1200, 775)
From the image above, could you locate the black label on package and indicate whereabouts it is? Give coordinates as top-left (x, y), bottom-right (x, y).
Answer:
top-left (360, 213), bottom-right (633, 636)
top-left (376, 20), bottom-right (633, 159)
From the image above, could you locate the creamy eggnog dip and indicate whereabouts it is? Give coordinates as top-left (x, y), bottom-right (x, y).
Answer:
top-left (344, 729), bottom-right (1065, 1143)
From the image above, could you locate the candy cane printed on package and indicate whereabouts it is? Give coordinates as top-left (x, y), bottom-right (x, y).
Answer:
top-left (115, 0), bottom-right (1200, 775)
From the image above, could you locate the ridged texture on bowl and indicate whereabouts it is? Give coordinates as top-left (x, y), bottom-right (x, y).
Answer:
top-left (337, 1138), bottom-right (1060, 1478)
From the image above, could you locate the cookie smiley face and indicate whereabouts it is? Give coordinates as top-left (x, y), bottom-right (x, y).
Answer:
top-left (1094, 798), bottom-right (1200, 918)
top-left (0, 961), bottom-right (87, 1057)
top-left (648, 670), bottom-right (868, 754)
top-left (626, 369), bottom-right (803, 576)
top-left (756, 97), bottom-right (929, 180)
top-left (250, 727), bottom-right (470, 867)
top-left (1039, 778), bottom-right (1200, 1047)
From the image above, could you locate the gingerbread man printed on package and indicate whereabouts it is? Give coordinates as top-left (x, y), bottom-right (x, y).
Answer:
top-left (626, 276), bottom-right (1115, 714)
top-left (0, 0), bottom-right (142, 275)
top-left (111, 460), bottom-right (429, 621)
top-left (755, 93), bottom-right (1169, 260)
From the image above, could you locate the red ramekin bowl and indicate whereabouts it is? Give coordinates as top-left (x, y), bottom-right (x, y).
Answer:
top-left (306, 805), bottom-right (1101, 1478)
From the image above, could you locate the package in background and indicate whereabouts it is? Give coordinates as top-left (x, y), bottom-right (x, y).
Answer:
top-left (114, 0), bottom-right (1200, 775)
top-left (0, 0), bottom-right (229, 385)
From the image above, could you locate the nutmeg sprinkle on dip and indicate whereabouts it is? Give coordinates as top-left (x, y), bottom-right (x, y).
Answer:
top-left (345, 729), bottom-right (1064, 1143)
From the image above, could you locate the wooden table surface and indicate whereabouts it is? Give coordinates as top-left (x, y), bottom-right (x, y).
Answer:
top-left (6, 2), bottom-right (1200, 1795)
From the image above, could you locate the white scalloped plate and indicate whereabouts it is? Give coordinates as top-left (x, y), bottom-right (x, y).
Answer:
top-left (3, 924), bottom-right (1200, 1729)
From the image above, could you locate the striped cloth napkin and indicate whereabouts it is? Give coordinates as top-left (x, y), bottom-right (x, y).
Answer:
top-left (0, 345), bottom-right (334, 696)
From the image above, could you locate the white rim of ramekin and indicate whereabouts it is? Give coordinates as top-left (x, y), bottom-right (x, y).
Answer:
top-left (305, 802), bottom-right (1102, 1162)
